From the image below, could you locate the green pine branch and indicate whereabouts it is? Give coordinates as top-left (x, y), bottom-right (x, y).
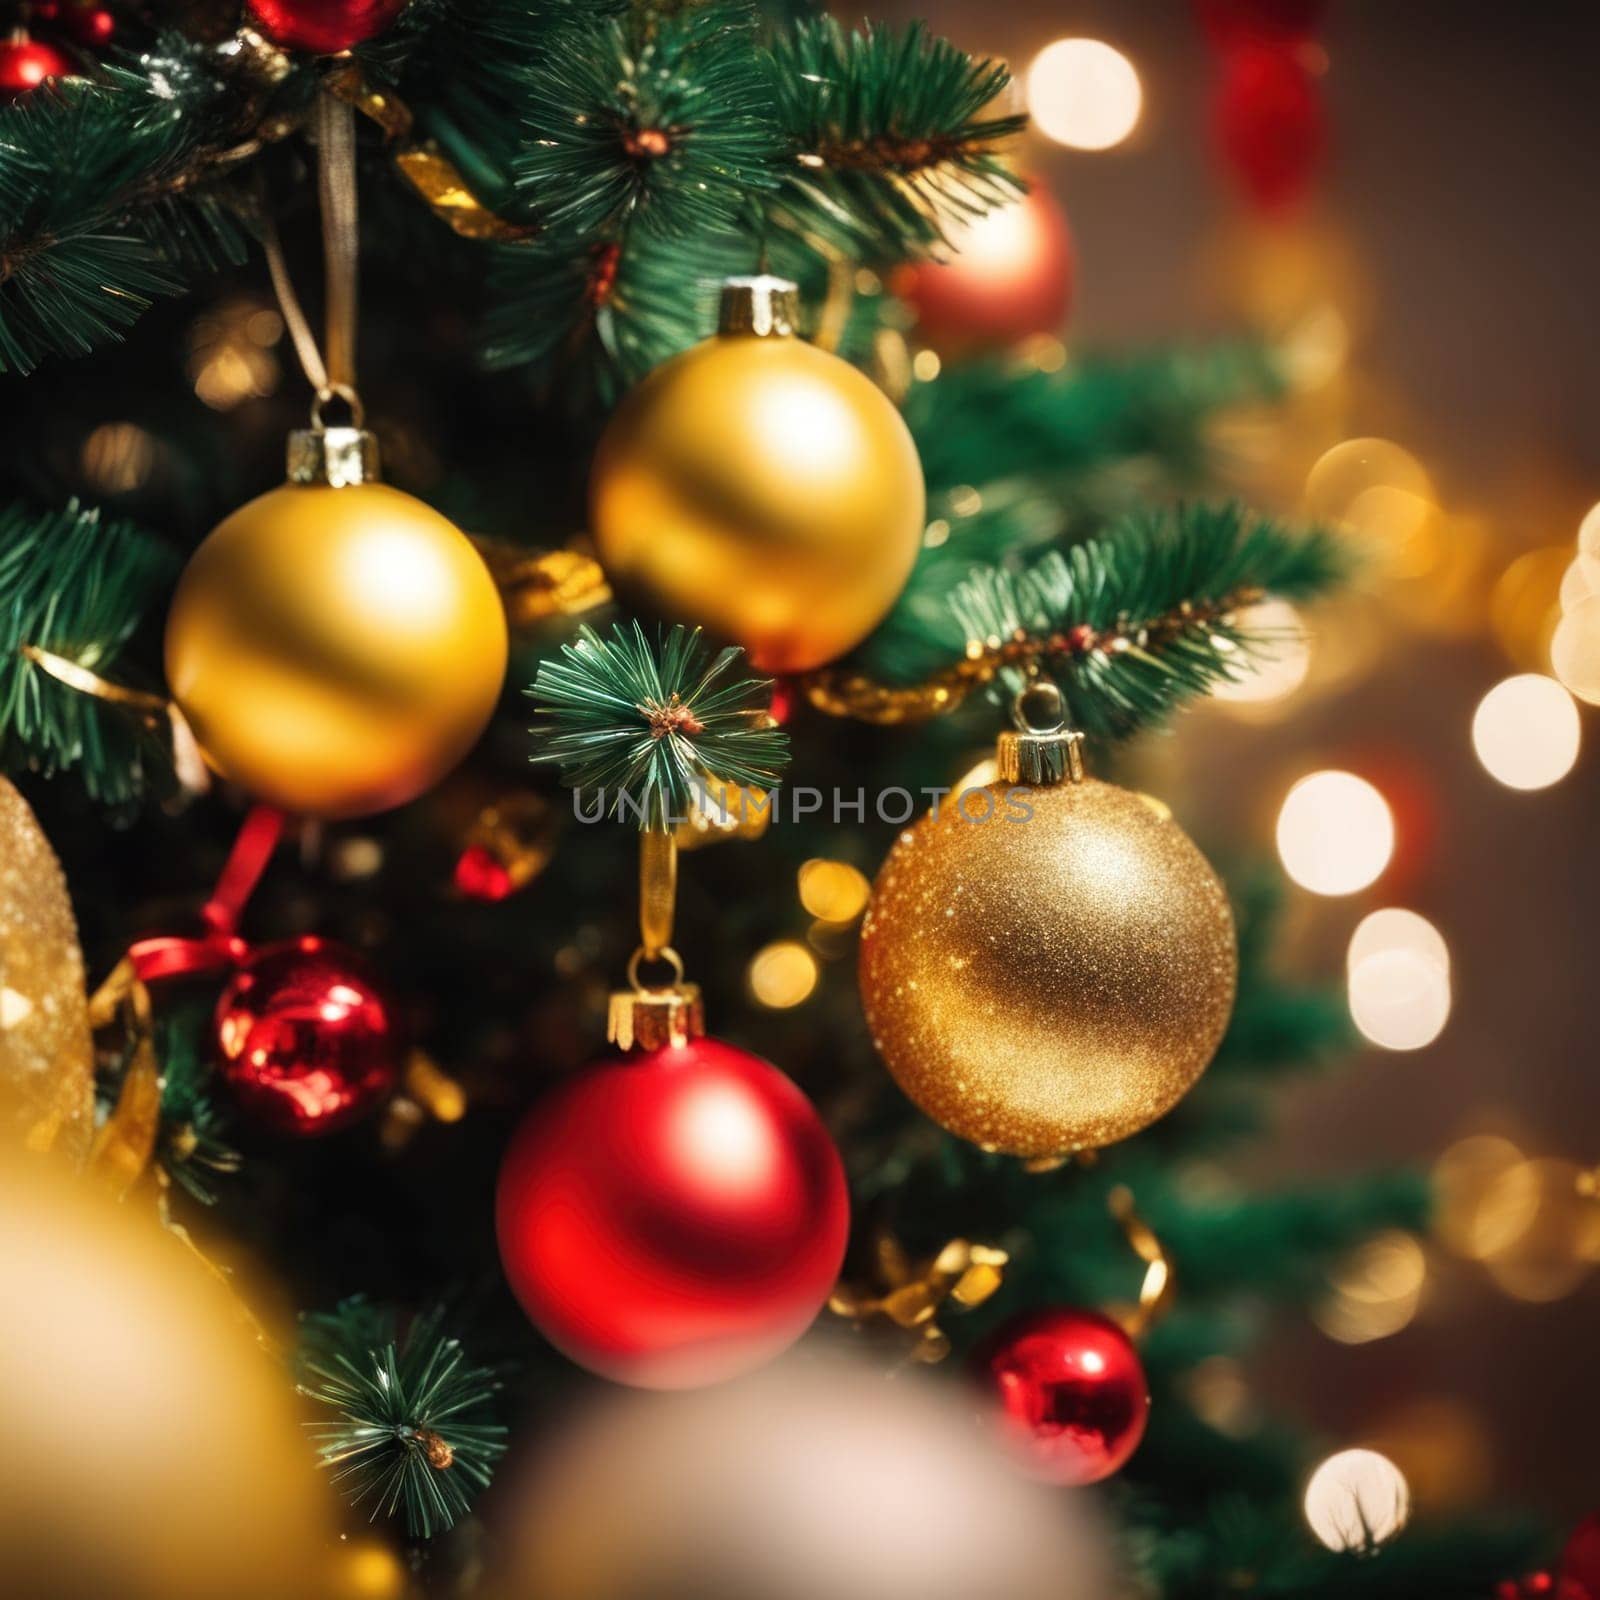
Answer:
top-left (509, 2), bottom-right (782, 241)
top-left (768, 18), bottom-right (1024, 259)
top-left (0, 500), bottom-right (176, 806)
top-left (530, 621), bottom-right (788, 828)
top-left (297, 1299), bottom-right (507, 1540)
top-left (0, 47), bottom-right (248, 373)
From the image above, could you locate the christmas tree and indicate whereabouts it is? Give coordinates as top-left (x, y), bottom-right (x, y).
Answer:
top-left (0, 2), bottom-right (1579, 1597)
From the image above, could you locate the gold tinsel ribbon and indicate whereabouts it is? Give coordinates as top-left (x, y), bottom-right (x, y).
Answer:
top-left (322, 63), bottom-right (536, 242)
top-left (20, 646), bottom-right (212, 795)
top-left (470, 539), bottom-right (612, 626)
top-left (1109, 1185), bottom-right (1175, 1338)
top-left (829, 1234), bottom-right (1009, 1363)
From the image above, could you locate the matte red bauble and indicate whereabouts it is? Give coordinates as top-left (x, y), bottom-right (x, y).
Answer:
top-left (1562, 1515), bottom-right (1600, 1600)
top-left (970, 1307), bottom-right (1150, 1485)
top-left (243, 0), bottom-right (405, 54)
top-left (214, 937), bottom-right (401, 1135)
top-left (497, 1035), bottom-right (850, 1388)
top-left (897, 180), bottom-right (1074, 353)
top-left (0, 35), bottom-right (70, 98)
top-left (1213, 44), bottom-right (1327, 214)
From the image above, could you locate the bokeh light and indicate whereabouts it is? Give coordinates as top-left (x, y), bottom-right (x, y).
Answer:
top-left (1577, 500), bottom-right (1600, 576)
top-left (1276, 771), bottom-right (1394, 895)
top-left (1550, 594), bottom-right (1600, 704)
top-left (1305, 438), bottom-right (1436, 555)
top-left (1025, 39), bottom-right (1142, 151)
top-left (1314, 1231), bottom-right (1427, 1345)
top-left (1479, 1157), bottom-right (1600, 1302)
top-left (1346, 909), bottom-right (1450, 1052)
top-left (1489, 546), bottom-right (1571, 670)
top-left (1560, 555), bottom-right (1592, 613)
top-left (748, 941), bottom-right (819, 1008)
top-left (1432, 1135), bottom-right (1530, 1260)
top-left (1303, 1449), bottom-right (1410, 1552)
top-left (1471, 674), bottom-right (1580, 790)
top-left (798, 860), bottom-right (871, 924)
top-left (1211, 598), bottom-right (1311, 705)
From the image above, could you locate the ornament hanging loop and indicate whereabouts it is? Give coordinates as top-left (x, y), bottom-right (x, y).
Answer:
top-left (1109, 1185), bottom-right (1174, 1338)
top-left (638, 827), bottom-right (677, 961)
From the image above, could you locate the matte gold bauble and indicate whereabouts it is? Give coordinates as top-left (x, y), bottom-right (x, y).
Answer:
top-left (859, 724), bottom-right (1236, 1157)
top-left (165, 428), bottom-right (507, 818)
top-left (591, 276), bottom-right (925, 674)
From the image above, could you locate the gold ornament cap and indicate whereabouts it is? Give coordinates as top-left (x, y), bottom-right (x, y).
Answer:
top-left (997, 680), bottom-right (1086, 786)
top-left (608, 947), bottom-right (705, 1052)
top-left (718, 275), bottom-right (799, 338)
top-left (287, 425), bottom-right (380, 487)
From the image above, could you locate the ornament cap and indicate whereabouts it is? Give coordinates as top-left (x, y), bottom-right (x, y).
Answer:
top-left (286, 425), bottom-right (376, 486)
top-left (287, 425), bottom-right (380, 487)
top-left (997, 728), bottom-right (1085, 786)
top-left (718, 275), bottom-right (799, 338)
top-left (607, 982), bottom-right (705, 1052)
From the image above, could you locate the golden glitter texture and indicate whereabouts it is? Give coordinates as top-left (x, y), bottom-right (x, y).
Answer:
top-left (590, 279), bottom-right (925, 673)
top-left (859, 778), bottom-right (1236, 1156)
top-left (165, 480), bottom-right (508, 818)
top-left (0, 779), bottom-right (95, 1164)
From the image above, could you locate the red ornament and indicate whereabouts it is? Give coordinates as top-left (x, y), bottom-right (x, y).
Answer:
top-left (214, 937), bottom-right (401, 1135)
top-left (243, 0), bottom-right (405, 54)
top-left (1213, 44), bottom-right (1327, 214)
top-left (453, 843), bottom-right (515, 902)
top-left (61, 1), bottom-right (115, 46)
top-left (969, 1307), bottom-right (1150, 1485)
top-left (897, 180), bottom-right (1074, 354)
top-left (1563, 1516), bottom-right (1600, 1600)
top-left (0, 33), bottom-right (71, 98)
top-left (497, 1034), bottom-right (850, 1388)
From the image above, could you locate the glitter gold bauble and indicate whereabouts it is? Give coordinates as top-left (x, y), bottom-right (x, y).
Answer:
top-left (591, 276), bottom-right (925, 674)
top-left (0, 779), bottom-right (95, 1164)
top-left (165, 427), bottom-right (507, 818)
top-left (859, 722), bottom-right (1236, 1156)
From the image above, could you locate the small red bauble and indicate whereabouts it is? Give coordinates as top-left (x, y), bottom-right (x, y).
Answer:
top-left (969, 1306), bottom-right (1150, 1485)
top-left (497, 1035), bottom-right (850, 1388)
top-left (1563, 1515), bottom-right (1600, 1600)
top-left (897, 180), bottom-right (1074, 353)
top-left (214, 937), bottom-right (401, 1135)
top-left (0, 34), bottom-right (71, 98)
top-left (1213, 44), bottom-right (1327, 215)
top-left (61, 1), bottom-right (116, 46)
top-left (243, 0), bottom-right (405, 54)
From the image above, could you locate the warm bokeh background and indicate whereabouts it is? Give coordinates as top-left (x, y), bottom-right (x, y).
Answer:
top-left (877, 0), bottom-right (1600, 1521)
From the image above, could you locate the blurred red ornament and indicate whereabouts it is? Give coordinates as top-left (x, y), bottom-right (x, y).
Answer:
top-left (768, 678), bottom-right (794, 726)
top-left (1499, 1575), bottom-right (1587, 1600)
top-left (497, 1034), bottom-right (850, 1388)
top-left (454, 843), bottom-right (515, 902)
top-left (1563, 1516), bottom-right (1600, 1599)
top-left (61, 1), bottom-right (115, 45)
top-left (897, 180), bottom-right (1074, 353)
top-left (243, 0), bottom-right (405, 54)
top-left (1213, 44), bottom-right (1327, 214)
top-left (214, 937), bottom-right (401, 1136)
top-left (0, 33), bottom-right (70, 97)
top-left (970, 1306), bottom-right (1150, 1485)
top-left (1197, 0), bottom-right (1328, 50)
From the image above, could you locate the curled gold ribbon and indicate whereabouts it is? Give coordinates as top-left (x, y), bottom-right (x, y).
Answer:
top-left (470, 540), bottom-right (612, 626)
top-left (830, 1234), bottom-right (1008, 1363)
top-left (1109, 1184), bottom-right (1174, 1338)
top-left (20, 645), bottom-right (211, 795)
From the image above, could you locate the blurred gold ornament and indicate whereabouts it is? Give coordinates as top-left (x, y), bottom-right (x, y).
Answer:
top-left (591, 276), bottom-right (925, 673)
top-left (0, 1151), bottom-right (330, 1599)
top-left (829, 1234), bottom-right (1008, 1363)
top-left (473, 539), bottom-right (611, 627)
top-left (0, 779), bottom-right (95, 1164)
top-left (859, 709), bottom-right (1236, 1156)
top-left (165, 427), bottom-right (507, 818)
top-left (673, 777), bottom-right (772, 849)
top-left (328, 1536), bottom-right (409, 1600)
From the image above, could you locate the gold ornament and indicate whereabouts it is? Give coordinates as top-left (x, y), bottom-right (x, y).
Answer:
top-left (858, 703), bottom-right (1236, 1156)
top-left (165, 425), bottom-right (507, 818)
top-left (591, 275), bottom-right (926, 674)
top-left (0, 779), bottom-right (95, 1164)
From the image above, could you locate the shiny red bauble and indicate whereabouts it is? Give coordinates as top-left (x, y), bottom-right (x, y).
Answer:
top-left (213, 937), bottom-right (401, 1136)
top-left (243, 0), bottom-right (405, 54)
top-left (496, 1036), bottom-right (850, 1388)
top-left (1213, 44), bottom-right (1327, 214)
top-left (969, 1307), bottom-right (1150, 1485)
top-left (897, 180), bottom-right (1074, 353)
top-left (0, 35), bottom-right (71, 98)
